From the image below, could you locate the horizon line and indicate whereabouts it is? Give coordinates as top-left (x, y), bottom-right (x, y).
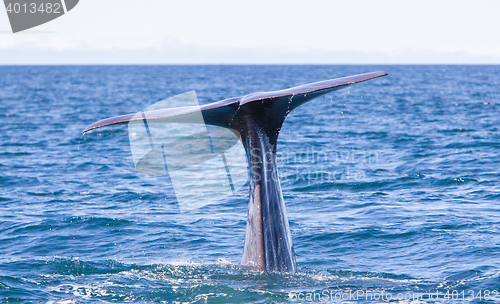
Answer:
top-left (1, 63), bottom-right (500, 66)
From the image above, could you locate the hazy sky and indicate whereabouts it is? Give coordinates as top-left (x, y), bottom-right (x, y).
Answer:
top-left (1, 0), bottom-right (500, 64)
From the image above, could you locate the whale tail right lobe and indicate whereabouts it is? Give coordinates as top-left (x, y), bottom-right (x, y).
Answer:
top-left (231, 72), bottom-right (387, 273)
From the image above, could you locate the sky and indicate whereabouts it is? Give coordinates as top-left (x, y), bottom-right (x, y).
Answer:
top-left (1, 0), bottom-right (500, 64)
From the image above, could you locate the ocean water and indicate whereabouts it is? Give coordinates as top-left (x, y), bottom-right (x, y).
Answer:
top-left (1, 65), bottom-right (499, 303)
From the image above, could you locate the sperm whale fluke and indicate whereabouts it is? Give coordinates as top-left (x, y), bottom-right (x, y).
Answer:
top-left (83, 71), bottom-right (388, 273)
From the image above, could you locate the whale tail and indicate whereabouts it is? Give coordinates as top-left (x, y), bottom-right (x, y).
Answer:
top-left (83, 71), bottom-right (388, 273)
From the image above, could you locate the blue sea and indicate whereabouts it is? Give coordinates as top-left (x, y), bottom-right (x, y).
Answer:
top-left (1, 65), bottom-right (499, 303)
